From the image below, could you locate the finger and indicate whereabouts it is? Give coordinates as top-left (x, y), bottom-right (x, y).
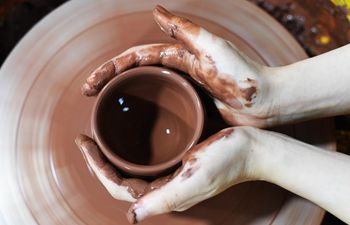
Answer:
top-left (82, 43), bottom-right (197, 96)
top-left (153, 5), bottom-right (226, 57)
top-left (75, 134), bottom-right (139, 202)
top-left (127, 128), bottom-right (237, 223)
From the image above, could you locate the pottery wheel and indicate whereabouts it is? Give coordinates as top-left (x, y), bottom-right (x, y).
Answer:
top-left (0, 0), bottom-right (335, 224)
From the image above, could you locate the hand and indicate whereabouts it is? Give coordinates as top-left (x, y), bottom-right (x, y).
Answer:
top-left (76, 5), bottom-right (270, 223)
top-left (76, 127), bottom-right (255, 223)
top-left (77, 6), bottom-right (350, 223)
top-left (81, 5), bottom-right (274, 128)
top-left (77, 125), bottom-right (350, 224)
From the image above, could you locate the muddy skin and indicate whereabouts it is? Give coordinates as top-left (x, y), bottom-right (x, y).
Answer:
top-left (153, 6), bottom-right (258, 108)
top-left (82, 61), bottom-right (115, 96)
top-left (125, 127), bottom-right (235, 224)
top-left (78, 7), bottom-right (261, 222)
top-left (76, 135), bottom-right (179, 199)
top-left (218, 103), bottom-right (272, 127)
top-left (240, 86), bottom-right (257, 101)
top-left (81, 43), bottom-right (197, 96)
top-left (76, 135), bottom-right (148, 199)
top-left (193, 68), bottom-right (257, 110)
top-left (153, 5), bottom-right (201, 57)
top-left (174, 127), bottom-right (235, 179)
top-left (181, 165), bottom-right (200, 180)
top-left (155, 5), bottom-right (260, 111)
top-left (121, 179), bottom-right (149, 199)
top-left (75, 128), bottom-right (235, 200)
top-left (82, 6), bottom-right (259, 120)
top-left (126, 208), bottom-right (137, 224)
top-left (82, 44), bottom-right (258, 112)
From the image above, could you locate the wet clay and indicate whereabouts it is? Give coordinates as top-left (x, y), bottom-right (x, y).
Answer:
top-left (96, 73), bottom-right (195, 165)
top-left (82, 43), bottom-right (195, 97)
top-left (126, 128), bottom-right (236, 223)
top-left (82, 61), bottom-right (116, 96)
top-left (180, 127), bottom-right (235, 169)
top-left (76, 134), bottom-right (174, 199)
top-left (152, 5), bottom-right (259, 110)
top-left (76, 127), bottom-right (235, 203)
top-left (153, 5), bottom-right (201, 57)
top-left (83, 5), bottom-right (259, 114)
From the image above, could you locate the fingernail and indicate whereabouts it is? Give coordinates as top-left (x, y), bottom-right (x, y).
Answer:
top-left (127, 204), bottom-right (148, 224)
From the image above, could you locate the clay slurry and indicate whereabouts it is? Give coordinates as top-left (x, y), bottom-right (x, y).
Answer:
top-left (98, 74), bottom-right (195, 165)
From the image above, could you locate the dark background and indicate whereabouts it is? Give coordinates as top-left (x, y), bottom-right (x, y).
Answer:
top-left (1, 0), bottom-right (349, 224)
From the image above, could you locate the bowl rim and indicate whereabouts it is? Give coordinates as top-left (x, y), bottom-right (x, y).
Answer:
top-left (91, 66), bottom-right (204, 177)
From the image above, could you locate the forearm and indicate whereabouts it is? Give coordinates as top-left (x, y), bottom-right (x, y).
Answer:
top-left (263, 44), bottom-right (350, 125)
top-left (248, 128), bottom-right (350, 224)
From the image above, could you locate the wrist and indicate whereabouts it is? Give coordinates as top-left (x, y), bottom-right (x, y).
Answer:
top-left (261, 59), bottom-right (350, 126)
top-left (236, 127), bottom-right (272, 181)
top-left (257, 64), bottom-right (313, 127)
top-left (241, 127), bottom-right (284, 182)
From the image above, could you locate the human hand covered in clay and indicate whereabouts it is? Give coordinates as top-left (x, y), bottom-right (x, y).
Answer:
top-left (81, 5), bottom-right (272, 128)
top-left (76, 126), bottom-right (350, 224)
top-left (77, 5), bottom-right (350, 225)
top-left (77, 6), bottom-right (269, 221)
top-left (76, 127), bottom-right (253, 223)
top-left (82, 5), bottom-right (350, 127)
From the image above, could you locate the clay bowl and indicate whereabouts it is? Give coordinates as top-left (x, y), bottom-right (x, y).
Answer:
top-left (91, 66), bottom-right (204, 177)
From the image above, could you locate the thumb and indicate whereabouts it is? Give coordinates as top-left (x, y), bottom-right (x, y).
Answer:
top-left (126, 160), bottom-right (203, 223)
top-left (126, 128), bottom-right (238, 223)
top-left (153, 5), bottom-right (225, 58)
